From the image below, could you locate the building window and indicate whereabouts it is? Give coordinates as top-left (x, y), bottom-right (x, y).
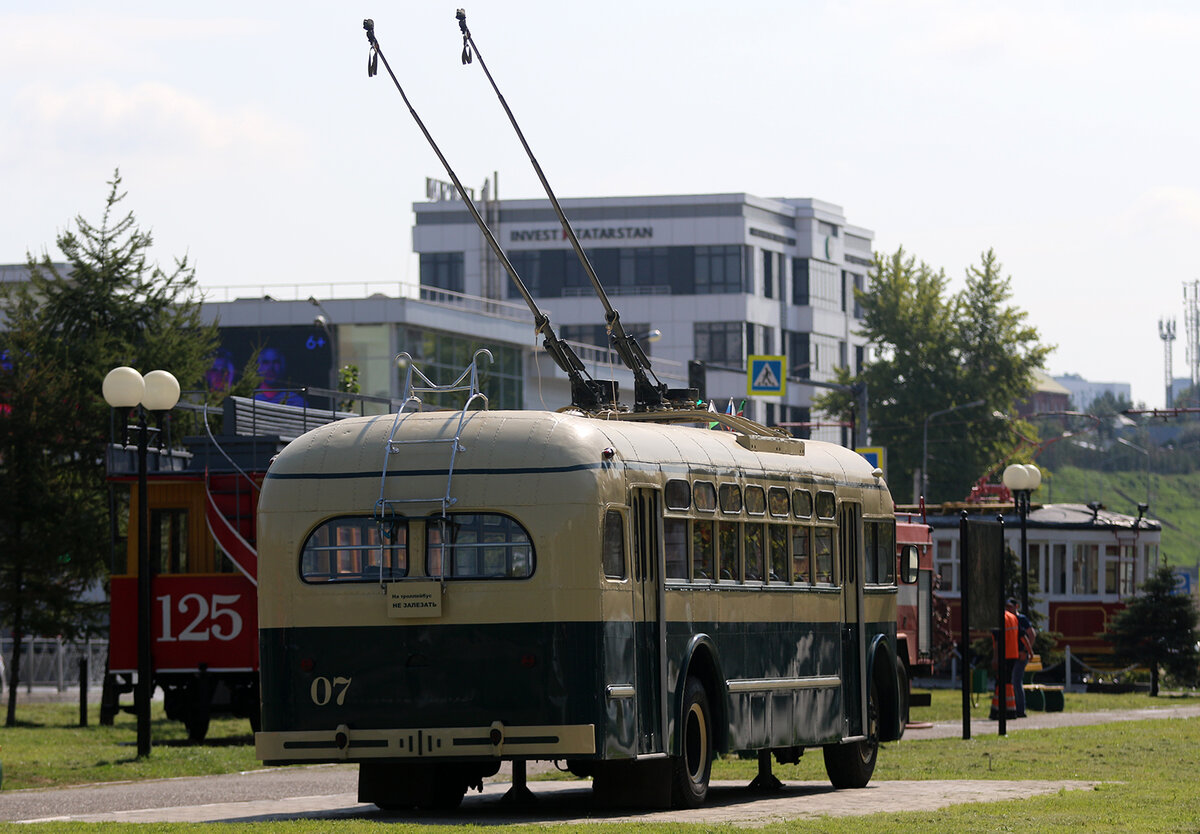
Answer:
top-left (398, 327), bottom-right (523, 409)
top-left (852, 273), bottom-right (865, 319)
top-left (693, 245), bottom-right (743, 294)
top-left (792, 258), bottom-right (809, 305)
top-left (793, 258), bottom-right (840, 308)
top-left (935, 539), bottom-right (956, 593)
top-left (763, 250), bottom-right (774, 298)
top-left (419, 252), bottom-right (464, 293)
top-left (694, 322), bottom-right (744, 365)
top-left (560, 323), bottom-right (651, 356)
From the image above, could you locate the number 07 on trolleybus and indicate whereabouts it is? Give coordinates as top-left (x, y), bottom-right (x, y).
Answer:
top-left (252, 14), bottom-right (906, 811)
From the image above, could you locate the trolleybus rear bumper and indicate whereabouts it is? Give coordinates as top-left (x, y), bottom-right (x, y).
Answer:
top-left (256, 721), bottom-right (596, 764)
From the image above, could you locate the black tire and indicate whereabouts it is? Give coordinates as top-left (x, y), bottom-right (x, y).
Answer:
top-left (823, 677), bottom-right (880, 789)
top-left (671, 676), bottom-right (713, 808)
top-left (896, 656), bottom-right (910, 738)
top-left (184, 710), bottom-right (210, 742)
top-left (418, 775), bottom-right (467, 811)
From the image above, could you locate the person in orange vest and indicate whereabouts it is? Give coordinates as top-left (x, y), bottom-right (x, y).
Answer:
top-left (1010, 599), bottom-right (1036, 717)
top-left (990, 598), bottom-right (1021, 719)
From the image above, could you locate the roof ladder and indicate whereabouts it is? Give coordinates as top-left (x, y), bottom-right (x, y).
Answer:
top-left (374, 349), bottom-right (492, 585)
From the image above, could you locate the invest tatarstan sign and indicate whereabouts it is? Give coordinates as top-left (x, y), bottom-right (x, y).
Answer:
top-left (510, 226), bottom-right (654, 243)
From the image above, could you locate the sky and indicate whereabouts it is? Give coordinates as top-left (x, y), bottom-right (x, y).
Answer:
top-left (2, 1), bottom-right (1196, 409)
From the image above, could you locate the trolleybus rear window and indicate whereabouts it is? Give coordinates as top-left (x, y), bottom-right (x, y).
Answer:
top-left (300, 516), bottom-right (408, 583)
top-left (426, 513), bottom-right (534, 579)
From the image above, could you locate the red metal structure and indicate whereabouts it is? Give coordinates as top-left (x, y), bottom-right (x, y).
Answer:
top-left (102, 395), bottom-right (349, 739)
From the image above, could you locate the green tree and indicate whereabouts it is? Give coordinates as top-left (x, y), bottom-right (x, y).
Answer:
top-left (1104, 563), bottom-right (1199, 696)
top-left (817, 247), bottom-right (1051, 503)
top-left (0, 170), bottom-right (216, 724)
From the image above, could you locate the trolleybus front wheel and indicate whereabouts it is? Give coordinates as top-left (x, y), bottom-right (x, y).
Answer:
top-left (671, 676), bottom-right (713, 808)
top-left (822, 677), bottom-right (880, 789)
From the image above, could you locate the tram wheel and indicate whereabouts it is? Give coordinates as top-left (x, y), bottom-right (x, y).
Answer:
top-left (822, 677), bottom-right (879, 788)
top-left (671, 676), bottom-right (713, 808)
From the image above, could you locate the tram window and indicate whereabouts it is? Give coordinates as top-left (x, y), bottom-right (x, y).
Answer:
top-left (718, 520), bottom-right (739, 580)
top-left (602, 510), bottom-right (626, 579)
top-left (792, 526), bottom-right (812, 584)
top-left (815, 491), bottom-right (836, 520)
top-left (768, 487), bottom-right (789, 517)
top-left (151, 509), bottom-right (189, 574)
top-left (768, 525), bottom-right (788, 582)
top-left (665, 517), bottom-right (688, 580)
top-left (665, 479), bottom-right (691, 510)
top-left (426, 514), bottom-right (533, 579)
top-left (693, 518), bottom-right (715, 580)
top-left (694, 481), bottom-right (717, 512)
top-left (301, 516), bottom-right (408, 583)
top-left (792, 489), bottom-right (813, 519)
top-left (719, 483), bottom-right (742, 513)
top-left (745, 485), bottom-right (766, 516)
top-left (814, 527), bottom-right (835, 584)
top-left (744, 522), bottom-right (765, 582)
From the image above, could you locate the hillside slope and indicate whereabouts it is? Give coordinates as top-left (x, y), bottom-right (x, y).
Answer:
top-left (1039, 466), bottom-right (1198, 569)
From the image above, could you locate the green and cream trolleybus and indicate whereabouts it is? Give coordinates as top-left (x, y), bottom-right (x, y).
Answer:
top-left (254, 358), bottom-right (904, 810)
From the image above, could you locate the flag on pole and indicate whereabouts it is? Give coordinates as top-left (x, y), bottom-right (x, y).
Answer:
top-left (707, 399), bottom-right (718, 429)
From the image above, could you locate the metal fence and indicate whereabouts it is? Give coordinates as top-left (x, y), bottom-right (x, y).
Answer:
top-left (0, 637), bottom-right (109, 693)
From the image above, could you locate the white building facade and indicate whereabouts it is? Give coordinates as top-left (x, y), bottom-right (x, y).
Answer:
top-left (413, 192), bottom-right (874, 444)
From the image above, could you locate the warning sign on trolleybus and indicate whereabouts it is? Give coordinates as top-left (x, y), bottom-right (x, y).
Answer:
top-left (747, 355), bottom-right (785, 397)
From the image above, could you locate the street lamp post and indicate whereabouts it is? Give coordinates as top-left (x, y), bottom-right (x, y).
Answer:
top-left (102, 366), bottom-right (181, 758)
top-left (921, 399), bottom-right (985, 501)
top-left (1002, 463), bottom-right (1042, 615)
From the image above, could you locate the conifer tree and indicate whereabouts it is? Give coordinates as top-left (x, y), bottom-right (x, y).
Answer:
top-left (0, 170), bottom-right (216, 723)
top-left (1105, 563), bottom-right (1199, 696)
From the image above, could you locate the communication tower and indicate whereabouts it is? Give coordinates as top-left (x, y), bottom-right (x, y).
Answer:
top-left (1185, 281), bottom-right (1200, 389)
top-left (1160, 318), bottom-right (1176, 407)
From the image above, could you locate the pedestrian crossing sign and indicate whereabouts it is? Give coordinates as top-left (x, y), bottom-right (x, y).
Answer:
top-left (747, 355), bottom-right (785, 396)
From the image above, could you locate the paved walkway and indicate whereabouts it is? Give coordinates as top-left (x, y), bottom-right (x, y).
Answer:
top-left (4, 705), bottom-right (1197, 825)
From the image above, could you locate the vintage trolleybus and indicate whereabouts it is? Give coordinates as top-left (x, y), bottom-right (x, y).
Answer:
top-left (255, 15), bottom-right (902, 811)
top-left (254, 359), bottom-right (905, 809)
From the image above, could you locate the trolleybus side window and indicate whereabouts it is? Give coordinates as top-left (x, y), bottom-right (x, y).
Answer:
top-left (300, 516), bottom-right (408, 583)
top-left (664, 479), bottom-right (691, 511)
top-left (603, 510), bottom-right (626, 579)
top-left (745, 485), bottom-right (766, 516)
top-left (768, 487), bottom-right (789, 518)
top-left (814, 525), bottom-right (835, 585)
top-left (864, 519), bottom-right (896, 585)
top-left (693, 481), bottom-right (717, 580)
top-left (792, 524), bottom-right (812, 584)
top-left (426, 513), bottom-right (533, 579)
top-left (151, 508), bottom-right (189, 574)
top-left (693, 516), bottom-right (715, 580)
top-left (769, 524), bottom-right (789, 582)
top-left (744, 521), bottom-right (764, 582)
top-left (815, 491), bottom-right (836, 520)
top-left (718, 519), bottom-right (739, 580)
top-left (665, 516), bottom-right (688, 579)
top-left (792, 488), bottom-right (813, 519)
top-left (719, 483), bottom-right (742, 513)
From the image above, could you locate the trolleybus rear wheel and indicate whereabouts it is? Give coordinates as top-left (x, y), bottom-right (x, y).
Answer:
top-left (822, 677), bottom-right (879, 789)
top-left (671, 676), bottom-right (713, 808)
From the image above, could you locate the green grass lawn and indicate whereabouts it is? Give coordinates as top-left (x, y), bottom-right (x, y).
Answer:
top-left (2, 691), bottom-right (1199, 831)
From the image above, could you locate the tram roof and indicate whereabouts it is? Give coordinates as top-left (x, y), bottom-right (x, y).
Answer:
top-left (916, 502), bottom-right (1160, 532)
